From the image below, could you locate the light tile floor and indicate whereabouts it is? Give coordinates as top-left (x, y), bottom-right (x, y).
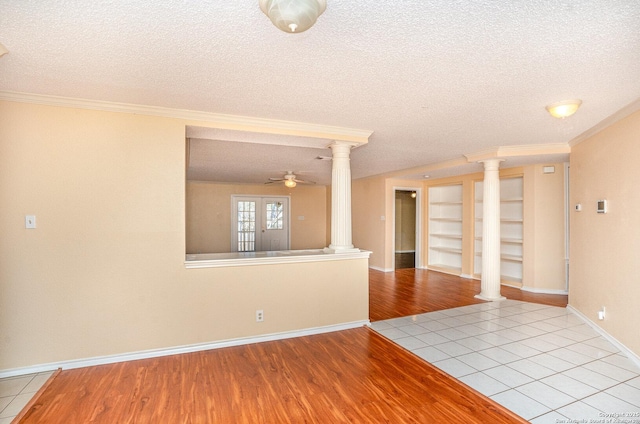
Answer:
top-left (0, 371), bottom-right (54, 423)
top-left (371, 299), bottom-right (640, 423)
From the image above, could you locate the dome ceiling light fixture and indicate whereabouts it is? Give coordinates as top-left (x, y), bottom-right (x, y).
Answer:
top-left (259, 0), bottom-right (327, 34)
top-left (546, 99), bottom-right (582, 119)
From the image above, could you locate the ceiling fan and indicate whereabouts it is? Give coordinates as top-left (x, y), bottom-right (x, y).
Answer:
top-left (265, 171), bottom-right (316, 188)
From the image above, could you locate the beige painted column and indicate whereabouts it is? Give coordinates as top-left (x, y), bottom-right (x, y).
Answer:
top-left (325, 141), bottom-right (360, 253)
top-left (476, 159), bottom-right (506, 301)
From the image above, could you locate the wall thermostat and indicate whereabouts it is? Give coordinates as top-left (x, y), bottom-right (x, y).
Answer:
top-left (597, 199), bottom-right (608, 214)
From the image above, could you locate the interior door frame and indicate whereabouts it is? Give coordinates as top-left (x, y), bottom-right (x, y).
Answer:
top-left (230, 195), bottom-right (291, 252)
top-left (392, 187), bottom-right (423, 270)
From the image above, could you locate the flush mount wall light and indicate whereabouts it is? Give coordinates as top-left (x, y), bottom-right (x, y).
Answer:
top-left (259, 0), bottom-right (326, 33)
top-left (546, 99), bottom-right (582, 118)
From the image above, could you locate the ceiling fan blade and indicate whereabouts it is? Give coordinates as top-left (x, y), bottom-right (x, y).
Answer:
top-left (269, 177), bottom-right (284, 181)
top-left (294, 178), bottom-right (316, 184)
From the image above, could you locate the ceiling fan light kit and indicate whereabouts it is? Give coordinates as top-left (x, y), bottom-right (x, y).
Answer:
top-left (266, 171), bottom-right (315, 187)
top-left (259, 0), bottom-right (326, 33)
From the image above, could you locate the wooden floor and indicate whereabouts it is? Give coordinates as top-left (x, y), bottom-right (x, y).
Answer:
top-left (369, 268), bottom-right (568, 321)
top-left (18, 269), bottom-right (568, 423)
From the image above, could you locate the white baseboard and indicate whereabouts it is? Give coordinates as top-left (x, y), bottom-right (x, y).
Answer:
top-left (460, 273), bottom-right (474, 279)
top-left (521, 286), bottom-right (568, 295)
top-left (567, 305), bottom-right (640, 370)
top-left (0, 320), bottom-right (369, 379)
top-left (369, 266), bottom-right (394, 272)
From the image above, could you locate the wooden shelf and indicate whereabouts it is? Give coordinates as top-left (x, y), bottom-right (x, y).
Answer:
top-left (473, 177), bottom-right (524, 281)
top-left (474, 237), bottom-right (523, 244)
top-left (430, 201), bottom-right (463, 205)
top-left (501, 254), bottom-right (523, 262)
top-left (430, 246), bottom-right (462, 254)
top-left (475, 218), bottom-right (523, 223)
top-left (474, 198), bottom-right (523, 203)
top-left (474, 252), bottom-right (523, 262)
top-left (432, 234), bottom-right (463, 240)
top-left (428, 184), bottom-right (463, 272)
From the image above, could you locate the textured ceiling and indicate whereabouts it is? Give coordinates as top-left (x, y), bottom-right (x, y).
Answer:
top-left (1, 1), bottom-right (639, 184)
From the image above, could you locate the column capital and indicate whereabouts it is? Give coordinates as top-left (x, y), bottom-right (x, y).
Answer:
top-left (327, 140), bottom-right (361, 149)
top-left (478, 158), bottom-right (505, 170)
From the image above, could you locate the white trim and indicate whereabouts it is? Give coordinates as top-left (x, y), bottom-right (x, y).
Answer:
top-left (464, 143), bottom-right (571, 163)
top-left (520, 286), bottom-right (569, 295)
top-left (0, 320), bottom-right (369, 379)
top-left (564, 162), bottom-right (570, 292)
top-left (394, 250), bottom-right (416, 254)
top-left (460, 273), bottom-right (474, 279)
top-left (392, 186), bottom-right (423, 269)
top-left (185, 249), bottom-right (371, 269)
top-left (0, 91), bottom-right (373, 143)
top-left (369, 266), bottom-right (394, 272)
top-left (569, 97), bottom-right (640, 147)
top-left (567, 305), bottom-right (640, 370)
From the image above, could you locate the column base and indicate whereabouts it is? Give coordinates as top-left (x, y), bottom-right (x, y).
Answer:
top-left (474, 293), bottom-right (507, 302)
top-left (324, 246), bottom-right (361, 254)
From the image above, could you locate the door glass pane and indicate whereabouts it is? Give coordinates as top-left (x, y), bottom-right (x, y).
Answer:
top-left (237, 201), bottom-right (256, 251)
top-left (266, 201), bottom-right (284, 230)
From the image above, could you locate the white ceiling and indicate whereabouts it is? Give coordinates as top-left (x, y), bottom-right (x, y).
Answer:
top-left (1, 1), bottom-right (639, 185)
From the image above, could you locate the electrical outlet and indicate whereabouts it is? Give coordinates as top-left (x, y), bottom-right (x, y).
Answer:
top-left (256, 309), bottom-right (264, 322)
top-left (598, 306), bottom-right (606, 320)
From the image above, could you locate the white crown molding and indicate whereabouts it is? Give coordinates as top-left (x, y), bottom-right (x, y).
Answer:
top-left (0, 320), bottom-right (369, 379)
top-left (464, 143), bottom-right (571, 163)
top-left (569, 97), bottom-right (640, 147)
top-left (0, 90), bottom-right (373, 144)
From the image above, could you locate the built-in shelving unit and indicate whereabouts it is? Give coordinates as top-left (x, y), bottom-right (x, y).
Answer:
top-left (474, 177), bottom-right (523, 284)
top-left (428, 184), bottom-right (463, 274)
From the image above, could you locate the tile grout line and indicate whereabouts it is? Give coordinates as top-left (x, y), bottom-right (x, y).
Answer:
top-left (372, 300), bottom-right (640, 422)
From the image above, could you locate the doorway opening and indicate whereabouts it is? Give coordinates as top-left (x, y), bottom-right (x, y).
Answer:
top-left (394, 189), bottom-right (420, 269)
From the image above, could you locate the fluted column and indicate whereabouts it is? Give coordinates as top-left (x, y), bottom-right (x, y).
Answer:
top-left (476, 159), bottom-right (506, 301)
top-left (325, 141), bottom-right (359, 253)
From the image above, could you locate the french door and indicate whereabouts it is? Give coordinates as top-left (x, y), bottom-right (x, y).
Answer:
top-left (231, 196), bottom-right (290, 252)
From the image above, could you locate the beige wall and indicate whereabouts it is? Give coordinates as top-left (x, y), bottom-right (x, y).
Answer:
top-left (352, 176), bottom-right (387, 269)
top-left (186, 181), bottom-right (327, 253)
top-left (522, 163), bottom-right (567, 292)
top-left (570, 110), bottom-right (640, 355)
top-left (0, 100), bottom-right (369, 371)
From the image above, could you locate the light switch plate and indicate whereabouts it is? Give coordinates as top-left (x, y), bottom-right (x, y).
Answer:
top-left (25, 215), bottom-right (36, 229)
